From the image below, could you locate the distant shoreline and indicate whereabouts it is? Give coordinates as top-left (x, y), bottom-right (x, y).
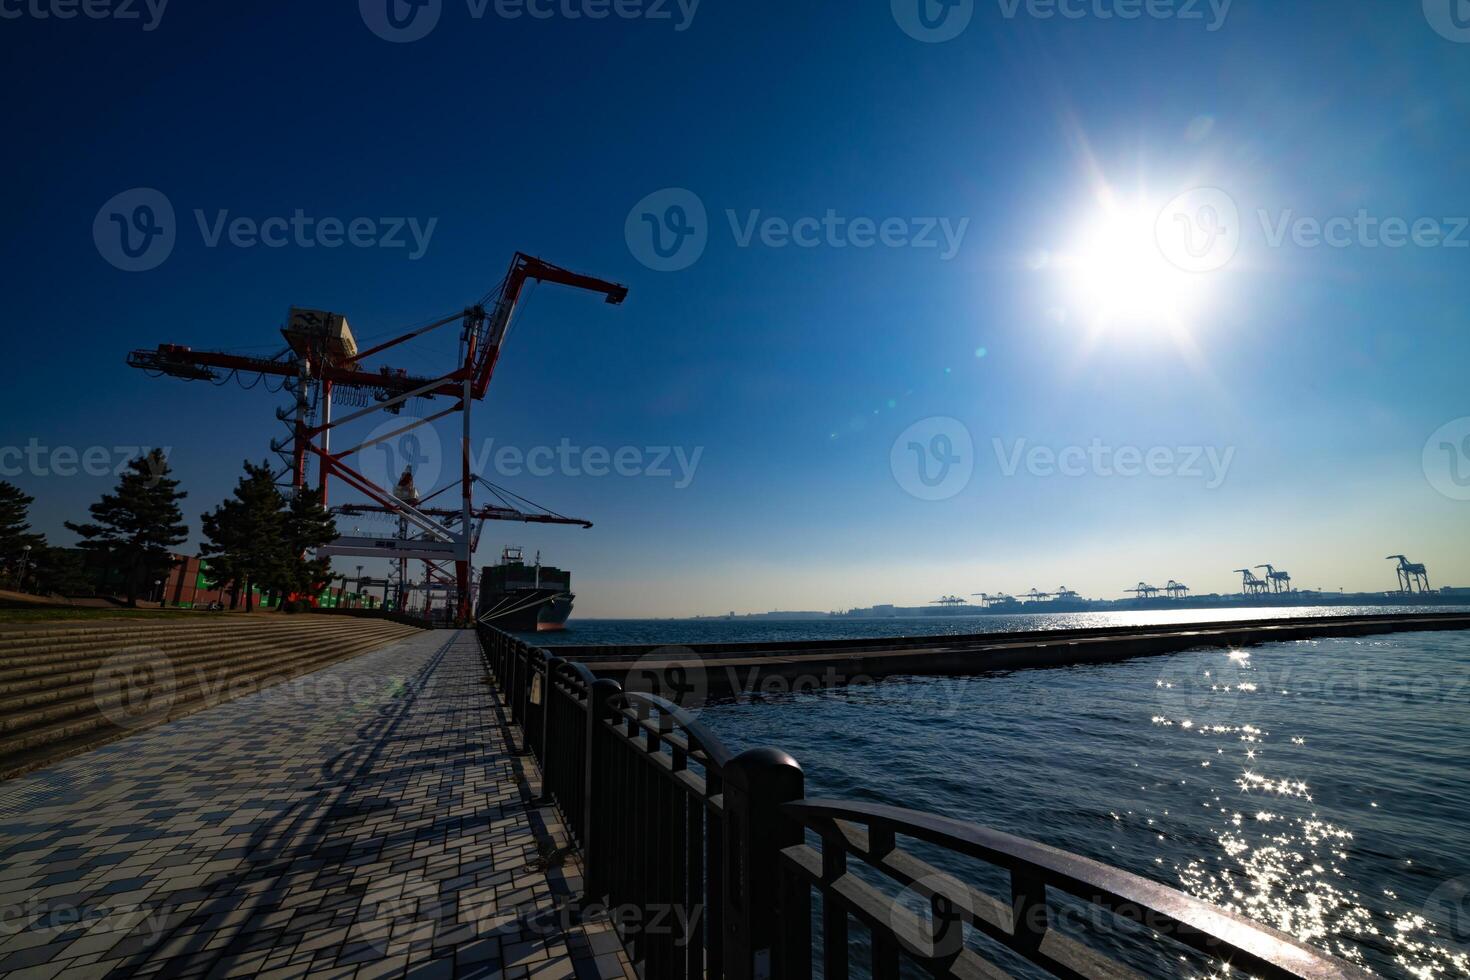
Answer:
top-left (687, 592), bottom-right (1470, 621)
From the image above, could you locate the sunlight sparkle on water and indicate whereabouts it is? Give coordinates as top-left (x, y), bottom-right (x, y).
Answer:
top-left (1154, 647), bottom-right (1468, 976)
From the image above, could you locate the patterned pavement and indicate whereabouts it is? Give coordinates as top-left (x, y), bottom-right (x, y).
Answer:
top-left (0, 630), bottom-right (632, 979)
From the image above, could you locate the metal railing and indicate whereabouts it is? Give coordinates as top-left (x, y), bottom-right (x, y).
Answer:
top-left (476, 624), bottom-right (1371, 980)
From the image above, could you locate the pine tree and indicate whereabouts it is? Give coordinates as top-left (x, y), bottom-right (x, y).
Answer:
top-left (0, 481), bottom-right (45, 590)
top-left (199, 504), bottom-right (244, 609)
top-left (65, 450), bottom-right (188, 607)
top-left (33, 547), bottom-right (93, 597)
top-left (195, 464), bottom-right (341, 613)
top-left (280, 487), bottom-right (339, 603)
top-left (199, 461), bottom-right (285, 613)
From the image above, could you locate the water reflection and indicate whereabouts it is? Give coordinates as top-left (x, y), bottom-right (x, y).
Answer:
top-left (538, 605), bottom-right (1470, 647)
top-left (1151, 645), bottom-right (1468, 977)
top-left (704, 632), bottom-right (1470, 978)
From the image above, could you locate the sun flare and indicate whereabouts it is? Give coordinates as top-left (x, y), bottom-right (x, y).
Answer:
top-left (1051, 192), bottom-right (1216, 333)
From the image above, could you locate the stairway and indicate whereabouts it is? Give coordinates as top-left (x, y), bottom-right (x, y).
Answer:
top-left (0, 615), bottom-right (426, 780)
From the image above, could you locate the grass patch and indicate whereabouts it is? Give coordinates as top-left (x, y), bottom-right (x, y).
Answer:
top-left (0, 606), bottom-right (227, 624)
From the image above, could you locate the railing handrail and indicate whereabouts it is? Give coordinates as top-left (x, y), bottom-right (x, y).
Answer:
top-left (613, 689), bottom-right (736, 771)
top-left (782, 798), bottom-right (1372, 980)
top-left (548, 657), bottom-right (598, 696)
top-left (551, 658), bottom-right (598, 685)
top-left (474, 623), bottom-right (1371, 980)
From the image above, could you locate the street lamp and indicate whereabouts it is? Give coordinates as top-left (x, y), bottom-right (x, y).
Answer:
top-left (155, 577), bottom-right (163, 607)
top-left (18, 544), bottom-right (31, 592)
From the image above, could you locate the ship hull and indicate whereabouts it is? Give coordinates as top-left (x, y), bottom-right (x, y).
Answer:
top-left (537, 595), bottom-right (574, 632)
top-left (478, 589), bottom-right (575, 632)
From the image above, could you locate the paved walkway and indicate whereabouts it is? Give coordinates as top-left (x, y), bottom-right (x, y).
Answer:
top-left (0, 630), bottom-right (631, 979)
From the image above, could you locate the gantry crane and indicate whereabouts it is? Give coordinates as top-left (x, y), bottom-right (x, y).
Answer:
top-left (1255, 564), bottom-right (1291, 594)
top-left (127, 252), bottom-right (628, 621)
top-left (1164, 580), bottom-right (1189, 599)
top-left (1234, 568), bottom-right (1268, 596)
top-left (1386, 555), bottom-right (1430, 594)
top-left (1125, 582), bottom-right (1161, 599)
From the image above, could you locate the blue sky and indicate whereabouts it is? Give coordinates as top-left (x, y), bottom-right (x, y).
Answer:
top-left (2, 1), bottom-right (1468, 615)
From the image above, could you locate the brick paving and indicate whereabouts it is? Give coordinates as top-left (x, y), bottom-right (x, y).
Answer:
top-left (0, 630), bottom-right (632, 979)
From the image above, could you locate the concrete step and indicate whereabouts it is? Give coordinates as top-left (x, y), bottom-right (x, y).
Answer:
top-left (0, 631), bottom-right (410, 772)
top-left (0, 617), bottom-right (402, 658)
top-left (0, 620), bottom-right (419, 680)
top-left (0, 614), bottom-right (366, 640)
top-left (0, 645), bottom-right (361, 748)
top-left (0, 627), bottom-right (420, 726)
top-left (0, 636), bottom-right (319, 708)
top-left (0, 625), bottom-right (422, 695)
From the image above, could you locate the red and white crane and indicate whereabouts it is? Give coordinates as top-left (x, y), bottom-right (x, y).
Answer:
top-left (127, 252), bottom-right (628, 622)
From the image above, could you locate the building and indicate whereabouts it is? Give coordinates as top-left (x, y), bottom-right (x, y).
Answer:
top-left (157, 555), bottom-right (379, 611)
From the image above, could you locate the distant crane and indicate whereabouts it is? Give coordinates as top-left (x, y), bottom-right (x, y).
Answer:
top-left (1053, 586), bottom-right (1080, 601)
top-left (932, 595), bottom-right (969, 607)
top-left (970, 592), bottom-right (1016, 607)
top-left (1255, 564), bottom-right (1292, 594)
top-left (1234, 568), bottom-right (1269, 596)
top-left (1164, 580), bottom-right (1190, 599)
top-left (1386, 555), bottom-right (1430, 594)
top-left (1125, 582), bottom-right (1161, 599)
top-left (1023, 588), bottom-right (1053, 602)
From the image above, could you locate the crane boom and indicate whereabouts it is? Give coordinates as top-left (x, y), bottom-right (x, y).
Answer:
top-left (127, 252), bottom-right (628, 403)
top-left (471, 252), bottom-right (628, 398)
top-left (126, 345), bottom-right (460, 398)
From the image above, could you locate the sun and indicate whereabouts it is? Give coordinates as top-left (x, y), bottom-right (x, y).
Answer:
top-left (1052, 191), bottom-right (1214, 332)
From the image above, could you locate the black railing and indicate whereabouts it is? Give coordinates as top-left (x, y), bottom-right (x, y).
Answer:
top-left (542, 657), bottom-right (595, 845)
top-left (592, 688), bottom-right (731, 977)
top-left (476, 624), bottom-right (1371, 980)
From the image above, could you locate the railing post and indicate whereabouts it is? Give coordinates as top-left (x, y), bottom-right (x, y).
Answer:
top-left (723, 747), bottom-right (808, 980)
top-left (542, 656), bottom-right (565, 787)
top-left (585, 678), bottom-right (621, 900)
top-left (516, 647), bottom-right (529, 727)
top-left (509, 644), bottom-right (520, 718)
top-left (1010, 868), bottom-right (1048, 958)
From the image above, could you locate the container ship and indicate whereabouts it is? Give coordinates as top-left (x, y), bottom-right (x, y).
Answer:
top-left (477, 548), bottom-right (574, 632)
